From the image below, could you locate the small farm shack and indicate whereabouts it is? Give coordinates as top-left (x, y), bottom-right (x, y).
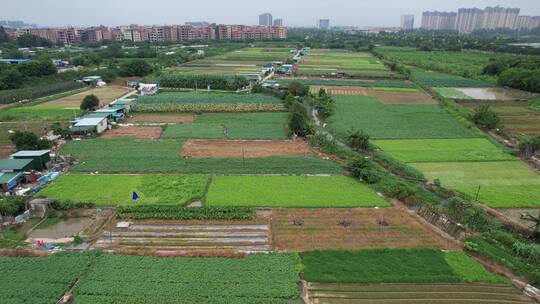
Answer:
top-left (92, 108), bottom-right (125, 121)
top-left (71, 117), bottom-right (109, 135)
top-left (0, 172), bottom-right (24, 192)
top-left (10, 150), bottom-right (51, 171)
top-left (0, 159), bottom-right (34, 173)
top-left (138, 83), bottom-right (158, 96)
top-left (109, 99), bottom-right (136, 112)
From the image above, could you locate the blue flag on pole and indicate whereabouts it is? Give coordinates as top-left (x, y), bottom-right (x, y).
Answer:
top-left (132, 191), bottom-right (139, 201)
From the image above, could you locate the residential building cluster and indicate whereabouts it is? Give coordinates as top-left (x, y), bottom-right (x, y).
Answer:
top-left (421, 6), bottom-right (540, 33)
top-left (4, 23), bottom-right (288, 45)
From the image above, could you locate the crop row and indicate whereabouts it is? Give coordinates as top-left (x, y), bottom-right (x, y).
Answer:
top-left (134, 103), bottom-right (286, 113)
top-left (278, 79), bottom-right (416, 88)
top-left (158, 74), bottom-right (250, 90)
top-left (116, 206), bottom-right (254, 220)
top-left (137, 91), bottom-right (281, 104)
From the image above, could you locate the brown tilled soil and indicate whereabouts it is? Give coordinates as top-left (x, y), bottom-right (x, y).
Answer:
top-left (271, 208), bottom-right (459, 252)
top-left (181, 139), bottom-right (314, 158)
top-left (103, 126), bottom-right (162, 140)
top-left (0, 144), bottom-right (15, 159)
top-left (369, 89), bottom-right (438, 104)
top-left (36, 86), bottom-right (133, 108)
top-left (127, 113), bottom-right (195, 124)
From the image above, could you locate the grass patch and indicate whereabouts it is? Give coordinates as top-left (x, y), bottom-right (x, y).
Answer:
top-left (39, 174), bottom-right (209, 206)
top-left (327, 95), bottom-right (479, 139)
top-left (0, 106), bottom-right (81, 121)
top-left (61, 138), bottom-right (343, 174)
top-left (373, 138), bottom-right (515, 163)
top-left (161, 123), bottom-right (224, 139)
top-left (300, 249), bottom-right (505, 284)
top-left (412, 161), bottom-right (540, 208)
top-left (206, 175), bottom-right (389, 208)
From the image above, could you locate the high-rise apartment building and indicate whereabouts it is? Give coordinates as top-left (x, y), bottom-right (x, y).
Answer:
top-left (273, 19), bottom-right (283, 26)
top-left (423, 6), bottom-right (531, 33)
top-left (259, 13), bottom-right (273, 26)
top-left (318, 19), bottom-right (330, 30)
top-left (421, 12), bottom-right (457, 30)
top-left (400, 15), bottom-right (415, 30)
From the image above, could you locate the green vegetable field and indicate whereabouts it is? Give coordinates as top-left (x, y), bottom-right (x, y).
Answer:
top-left (412, 161), bottom-right (540, 208)
top-left (410, 68), bottom-right (493, 88)
top-left (300, 249), bottom-right (506, 284)
top-left (0, 252), bottom-right (98, 304)
top-left (278, 79), bottom-right (416, 88)
top-left (61, 138), bottom-right (343, 174)
top-left (162, 113), bottom-right (289, 140)
top-left (206, 175), bottom-right (390, 208)
top-left (327, 95), bottom-right (479, 139)
top-left (137, 91), bottom-right (282, 105)
top-left (374, 138), bottom-right (514, 163)
top-left (39, 174), bottom-right (209, 206)
top-left (73, 254), bottom-right (299, 304)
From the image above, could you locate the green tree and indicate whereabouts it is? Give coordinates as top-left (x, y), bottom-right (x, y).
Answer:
top-left (346, 156), bottom-right (381, 184)
top-left (80, 94), bottom-right (100, 111)
top-left (347, 129), bottom-right (371, 151)
top-left (287, 81), bottom-right (310, 97)
top-left (472, 105), bottom-right (501, 129)
top-left (9, 131), bottom-right (52, 151)
top-left (119, 59), bottom-right (153, 77)
top-left (288, 101), bottom-right (313, 137)
top-left (17, 60), bottom-right (56, 77)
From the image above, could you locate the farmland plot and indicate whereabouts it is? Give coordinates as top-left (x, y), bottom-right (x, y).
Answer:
top-left (126, 113), bottom-right (195, 124)
top-left (412, 161), bottom-right (540, 208)
top-left (36, 86), bottom-right (132, 108)
top-left (162, 112), bottom-right (289, 140)
top-left (39, 174), bottom-right (209, 206)
top-left (327, 96), bottom-right (479, 140)
top-left (0, 252), bottom-right (98, 304)
top-left (411, 68), bottom-right (493, 88)
top-left (300, 249), bottom-right (506, 284)
top-left (102, 126), bottom-right (163, 140)
top-left (61, 138), bottom-right (343, 174)
top-left (373, 138), bottom-right (514, 163)
top-left (206, 176), bottom-right (390, 208)
top-left (272, 208), bottom-right (455, 251)
top-left (181, 140), bottom-right (313, 158)
top-left (73, 254), bottom-right (299, 304)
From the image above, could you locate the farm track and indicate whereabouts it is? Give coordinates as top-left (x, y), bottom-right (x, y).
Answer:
top-left (95, 223), bottom-right (272, 254)
top-left (306, 282), bottom-right (535, 304)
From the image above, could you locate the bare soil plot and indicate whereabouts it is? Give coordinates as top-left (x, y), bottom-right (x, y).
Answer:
top-left (498, 208), bottom-right (540, 231)
top-left (103, 126), bottom-right (162, 140)
top-left (272, 208), bottom-right (457, 251)
top-left (37, 85), bottom-right (132, 108)
top-left (127, 113), bottom-right (195, 124)
top-left (95, 220), bottom-right (271, 254)
top-left (0, 144), bottom-right (15, 159)
top-left (181, 139), bottom-right (314, 158)
top-left (311, 85), bottom-right (369, 96)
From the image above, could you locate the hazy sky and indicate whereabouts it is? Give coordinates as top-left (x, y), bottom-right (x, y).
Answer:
top-left (1, 0), bottom-right (540, 28)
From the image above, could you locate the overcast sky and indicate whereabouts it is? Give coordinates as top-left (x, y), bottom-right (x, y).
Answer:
top-left (1, 0), bottom-right (540, 28)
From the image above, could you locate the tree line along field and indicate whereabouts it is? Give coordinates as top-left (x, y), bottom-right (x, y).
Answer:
top-left (161, 112), bottom-right (289, 140)
top-left (38, 174), bottom-right (387, 208)
top-left (375, 47), bottom-right (498, 84)
top-left (60, 138), bottom-right (343, 174)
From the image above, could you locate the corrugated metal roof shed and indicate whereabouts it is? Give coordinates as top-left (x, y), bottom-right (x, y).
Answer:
top-left (85, 112), bottom-right (111, 118)
top-left (0, 159), bottom-right (33, 172)
top-left (74, 117), bottom-right (107, 126)
top-left (0, 172), bottom-right (23, 184)
top-left (10, 150), bottom-right (50, 157)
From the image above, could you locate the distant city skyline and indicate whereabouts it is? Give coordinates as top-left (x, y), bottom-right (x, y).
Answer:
top-left (1, 0), bottom-right (540, 28)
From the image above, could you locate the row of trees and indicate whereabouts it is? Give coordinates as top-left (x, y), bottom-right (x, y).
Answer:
top-left (0, 59), bottom-right (57, 90)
